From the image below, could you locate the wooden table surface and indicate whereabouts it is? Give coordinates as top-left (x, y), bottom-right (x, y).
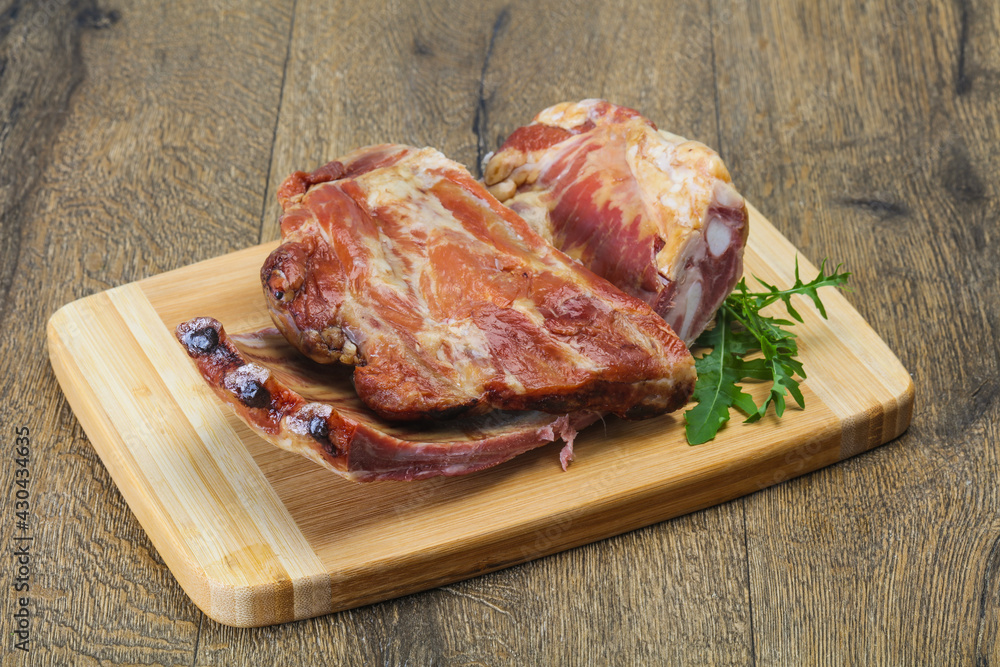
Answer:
top-left (1, 0), bottom-right (996, 664)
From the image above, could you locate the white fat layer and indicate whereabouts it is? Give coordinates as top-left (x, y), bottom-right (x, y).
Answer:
top-left (652, 146), bottom-right (677, 173)
top-left (503, 372), bottom-right (526, 395)
top-left (678, 281), bottom-right (702, 343)
top-left (714, 181), bottom-right (744, 209)
top-left (510, 194), bottom-right (553, 240)
top-left (342, 324), bottom-right (366, 348)
top-left (706, 217), bottom-right (731, 257)
top-left (657, 129), bottom-right (687, 144)
top-left (536, 100), bottom-right (594, 128)
top-left (429, 319), bottom-right (493, 386)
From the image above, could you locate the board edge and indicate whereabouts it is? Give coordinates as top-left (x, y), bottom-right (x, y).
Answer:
top-left (46, 294), bottom-right (331, 628)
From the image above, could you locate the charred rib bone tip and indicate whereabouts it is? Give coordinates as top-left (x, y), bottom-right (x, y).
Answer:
top-left (181, 324), bottom-right (219, 355)
top-left (223, 363), bottom-right (273, 409)
top-left (237, 379), bottom-right (271, 409)
top-left (308, 416), bottom-right (334, 451)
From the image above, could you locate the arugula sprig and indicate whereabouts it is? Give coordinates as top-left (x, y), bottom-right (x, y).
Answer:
top-left (684, 259), bottom-right (851, 445)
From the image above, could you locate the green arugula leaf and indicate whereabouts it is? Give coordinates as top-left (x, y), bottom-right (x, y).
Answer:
top-left (684, 258), bottom-right (850, 444)
top-left (684, 308), bottom-right (761, 444)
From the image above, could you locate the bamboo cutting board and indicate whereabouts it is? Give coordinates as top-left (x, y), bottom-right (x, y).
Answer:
top-left (47, 204), bottom-right (913, 627)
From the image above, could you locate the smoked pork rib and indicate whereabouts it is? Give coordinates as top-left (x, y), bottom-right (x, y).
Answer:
top-left (261, 145), bottom-right (696, 422)
top-left (483, 100), bottom-right (749, 344)
top-left (175, 318), bottom-right (599, 481)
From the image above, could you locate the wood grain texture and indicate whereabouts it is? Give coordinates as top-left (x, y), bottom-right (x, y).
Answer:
top-left (260, 0), bottom-right (493, 240)
top-left (714, 0), bottom-right (1000, 664)
top-left (0, 0), bottom-right (994, 662)
top-left (0, 0), bottom-right (293, 664)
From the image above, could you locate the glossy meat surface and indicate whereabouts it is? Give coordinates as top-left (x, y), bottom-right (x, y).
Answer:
top-left (262, 145), bottom-right (696, 422)
top-left (175, 318), bottom-right (599, 482)
top-left (483, 100), bottom-right (749, 344)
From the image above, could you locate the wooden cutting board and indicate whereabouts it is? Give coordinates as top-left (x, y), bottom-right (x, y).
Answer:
top-left (47, 204), bottom-right (913, 628)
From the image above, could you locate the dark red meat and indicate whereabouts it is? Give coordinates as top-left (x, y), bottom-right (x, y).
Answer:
top-left (483, 99), bottom-right (749, 344)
